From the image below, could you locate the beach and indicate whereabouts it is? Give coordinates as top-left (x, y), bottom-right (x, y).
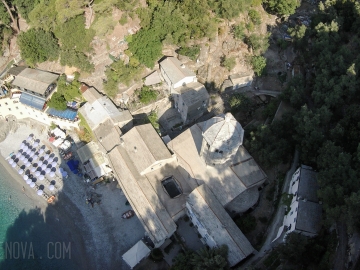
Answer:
top-left (0, 119), bottom-right (145, 269)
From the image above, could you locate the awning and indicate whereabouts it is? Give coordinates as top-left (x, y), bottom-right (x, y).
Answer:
top-left (47, 107), bottom-right (77, 121)
top-left (19, 93), bottom-right (46, 110)
top-left (122, 240), bottom-right (150, 269)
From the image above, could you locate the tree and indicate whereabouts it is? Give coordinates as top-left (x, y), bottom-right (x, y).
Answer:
top-left (245, 34), bottom-right (270, 55)
top-left (47, 92), bottom-right (67, 110)
top-left (17, 28), bottom-right (59, 66)
top-left (177, 46), bottom-right (200, 61)
top-left (55, 0), bottom-right (85, 23)
top-left (147, 110), bottom-right (160, 132)
top-left (191, 245), bottom-right (228, 270)
top-left (56, 75), bottom-right (81, 101)
top-left (250, 55), bottom-right (266, 76)
top-left (172, 245), bottom-right (229, 270)
top-left (12, 0), bottom-right (40, 22)
top-left (229, 93), bottom-right (254, 113)
top-left (1, 0), bottom-right (19, 33)
top-left (28, 0), bottom-right (57, 31)
top-left (263, 0), bottom-right (299, 16)
top-left (60, 49), bottom-right (94, 73)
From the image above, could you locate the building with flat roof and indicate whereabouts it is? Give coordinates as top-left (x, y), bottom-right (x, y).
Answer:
top-left (159, 57), bottom-right (196, 93)
top-left (187, 184), bottom-right (255, 266)
top-left (79, 87), bottom-right (133, 130)
top-left (229, 73), bottom-right (253, 90)
top-left (77, 142), bottom-right (112, 180)
top-left (173, 81), bottom-right (209, 124)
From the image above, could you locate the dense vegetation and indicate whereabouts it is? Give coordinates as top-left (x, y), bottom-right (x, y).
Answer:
top-left (247, 0), bottom-right (360, 232)
top-left (172, 245), bottom-right (228, 270)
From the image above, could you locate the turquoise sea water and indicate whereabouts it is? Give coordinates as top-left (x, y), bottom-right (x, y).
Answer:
top-left (0, 161), bottom-right (78, 270)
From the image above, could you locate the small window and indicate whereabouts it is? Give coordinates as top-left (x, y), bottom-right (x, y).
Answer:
top-left (290, 211), bottom-right (293, 215)
top-left (20, 112), bottom-right (23, 115)
top-left (5, 102), bottom-right (8, 105)
top-left (8, 108), bottom-right (11, 111)
top-left (296, 207), bottom-right (298, 212)
top-left (292, 181), bottom-right (295, 186)
top-left (16, 107), bottom-right (19, 109)
top-left (294, 218), bottom-right (297, 222)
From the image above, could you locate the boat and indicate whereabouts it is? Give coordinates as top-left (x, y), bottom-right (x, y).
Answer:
top-left (122, 210), bottom-right (135, 219)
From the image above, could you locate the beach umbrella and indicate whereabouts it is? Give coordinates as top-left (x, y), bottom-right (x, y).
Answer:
top-left (45, 168), bottom-right (51, 174)
top-left (11, 155), bottom-right (16, 160)
top-left (51, 161), bottom-right (57, 167)
top-left (43, 160), bottom-right (48, 165)
top-left (62, 171), bottom-right (68, 177)
top-left (49, 172), bottom-right (55, 177)
top-left (30, 167), bottom-right (36, 173)
top-left (39, 149), bottom-right (44, 154)
top-left (26, 149), bottom-right (31, 154)
top-left (51, 167), bottom-right (56, 172)
top-left (26, 179), bottom-right (32, 185)
top-left (20, 156), bottom-right (25, 161)
top-left (20, 143), bottom-right (25, 148)
top-left (37, 161), bottom-right (43, 167)
top-left (23, 146), bottom-right (28, 152)
top-left (27, 136), bottom-right (32, 141)
top-left (33, 142), bottom-right (39, 147)
top-left (35, 171), bottom-right (41, 177)
top-left (29, 152), bottom-right (35, 157)
top-left (18, 169), bottom-right (24, 175)
top-left (37, 190), bottom-right (43, 196)
top-left (39, 175), bottom-right (44, 181)
top-left (11, 163), bottom-right (16, 168)
top-left (41, 164), bottom-right (46, 170)
top-left (49, 185), bottom-right (55, 191)
top-left (25, 162), bottom-right (31, 167)
top-left (33, 155), bottom-right (39, 161)
top-left (30, 182), bottom-right (35, 188)
top-left (23, 175), bottom-right (28, 180)
top-left (16, 152), bottom-right (21, 158)
top-left (44, 154), bottom-right (49, 160)
top-left (8, 159), bottom-right (13, 164)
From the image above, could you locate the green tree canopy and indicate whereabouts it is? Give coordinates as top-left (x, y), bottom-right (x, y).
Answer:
top-left (17, 28), bottom-right (59, 66)
top-left (250, 55), bottom-right (267, 76)
top-left (263, 0), bottom-right (299, 16)
top-left (47, 92), bottom-right (67, 110)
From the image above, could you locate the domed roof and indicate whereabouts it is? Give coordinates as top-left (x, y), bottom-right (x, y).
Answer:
top-left (200, 113), bottom-right (244, 153)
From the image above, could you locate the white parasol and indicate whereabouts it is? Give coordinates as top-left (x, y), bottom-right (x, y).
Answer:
top-left (33, 155), bottom-right (39, 160)
top-left (49, 172), bottom-right (55, 177)
top-left (44, 154), bottom-right (49, 159)
top-left (30, 167), bottom-right (36, 173)
top-left (23, 175), bottom-right (28, 180)
top-left (26, 179), bottom-right (32, 185)
top-left (51, 161), bottom-right (57, 167)
top-left (37, 190), bottom-right (43, 196)
top-left (29, 152), bottom-right (35, 157)
top-left (11, 163), bottom-right (16, 168)
top-left (49, 185), bottom-right (55, 191)
top-left (41, 164), bottom-right (46, 170)
top-left (30, 182), bottom-right (35, 188)
top-left (18, 169), bottom-right (24, 175)
top-left (39, 175), bottom-right (45, 181)
top-left (20, 155), bottom-right (25, 161)
top-left (37, 161), bottom-right (43, 167)
top-left (45, 168), bottom-right (51, 174)
top-left (35, 171), bottom-right (41, 177)
top-left (39, 149), bottom-right (44, 154)
top-left (16, 152), bottom-right (21, 158)
top-left (33, 142), bottom-right (39, 147)
top-left (8, 159), bottom-right (13, 165)
top-left (25, 162), bottom-right (31, 167)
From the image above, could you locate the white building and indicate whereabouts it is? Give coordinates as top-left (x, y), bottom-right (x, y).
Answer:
top-left (274, 165), bottom-right (322, 242)
top-left (186, 185), bottom-right (255, 266)
top-left (159, 57), bottom-right (197, 93)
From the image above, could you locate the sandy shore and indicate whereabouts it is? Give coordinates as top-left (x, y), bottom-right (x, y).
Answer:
top-left (0, 119), bottom-right (145, 269)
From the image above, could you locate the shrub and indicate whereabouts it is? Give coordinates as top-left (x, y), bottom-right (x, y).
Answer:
top-left (248, 9), bottom-right (261, 25)
top-left (148, 110), bottom-right (160, 132)
top-left (138, 86), bottom-right (158, 104)
top-left (245, 34), bottom-right (270, 55)
top-left (235, 215), bottom-right (257, 234)
top-left (119, 13), bottom-right (128, 25)
top-left (151, 248), bottom-right (164, 261)
top-left (221, 56), bottom-right (236, 71)
top-left (177, 46), bottom-right (200, 61)
top-left (250, 55), bottom-right (267, 76)
top-left (229, 93), bottom-right (254, 113)
top-left (47, 92), bottom-right (66, 111)
top-left (233, 23), bottom-right (246, 40)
